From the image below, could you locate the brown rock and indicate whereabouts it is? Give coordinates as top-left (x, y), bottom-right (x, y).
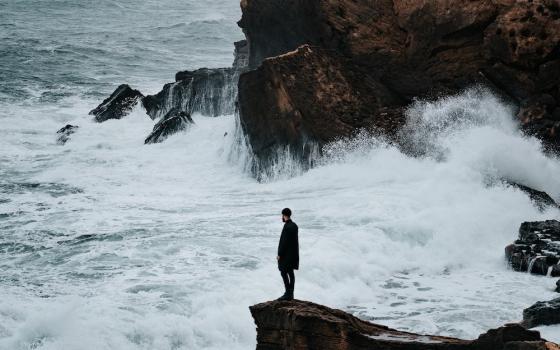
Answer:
top-left (237, 0), bottom-right (560, 171)
top-left (238, 0), bottom-right (405, 70)
top-left (249, 300), bottom-right (559, 350)
top-left (484, 0), bottom-right (560, 69)
top-left (238, 45), bottom-right (404, 177)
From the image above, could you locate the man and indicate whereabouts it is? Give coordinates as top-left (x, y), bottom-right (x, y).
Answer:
top-left (277, 208), bottom-right (299, 301)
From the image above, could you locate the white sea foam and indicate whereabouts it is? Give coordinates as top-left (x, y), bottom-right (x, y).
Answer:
top-left (1, 88), bottom-right (560, 349)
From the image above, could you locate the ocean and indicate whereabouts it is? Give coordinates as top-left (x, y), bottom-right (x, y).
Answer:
top-left (1, 1), bottom-right (559, 349)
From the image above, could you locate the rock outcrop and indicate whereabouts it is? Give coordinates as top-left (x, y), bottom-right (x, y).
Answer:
top-left (523, 297), bottom-right (560, 329)
top-left (505, 220), bottom-right (560, 276)
top-left (250, 300), bottom-right (558, 350)
top-left (142, 40), bottom-right (249, 120)
top-left (89, 84), bottom-right (143, 122)
top-left (144, 108), bottom-right (193, 144)
top-left (557, 279), bottom-right (560, 293)
top-left (142, 67), bottom-right (240, 120)
top-left (505, 181), bottom-right (559, 211)
top-left (56, 124), bottom-right (78, 145)
top-left (237, 0), bottom-right (560, 170)
top-left (91, 40), bottom-right (248, 138)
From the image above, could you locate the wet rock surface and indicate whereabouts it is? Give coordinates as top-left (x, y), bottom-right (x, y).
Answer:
top-left (237, 0), bottom-right (560, 168)
top-left (144, 108), bottom-right (193, 144)
top-left (56, 124), bottom-right (78, 145)
top-left (238, 45), bottom-right (405, 176)
top-left (250, 299), bottom-right (558, 350)
top-left (523, 297), bottom-right (560, 329)
top-left (90, 40), bottom-right (247, 145)
top-left (506, 220), bottom-right (560, 276)
top-left (89, 84), bottom-right (143, 122)
top-left (142, 40), bottom-right (249, 120)
top-left (505, 181), bottom-right (559, 210)
top-left (143, 67), bottom-right (240, 120)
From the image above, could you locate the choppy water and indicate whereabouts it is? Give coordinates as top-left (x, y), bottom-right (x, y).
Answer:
top-left (1, 1), bottom-right (560, 349)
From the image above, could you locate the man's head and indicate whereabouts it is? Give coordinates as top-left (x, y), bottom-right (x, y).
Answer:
top-left (281, 208), bottom-right (292, 222)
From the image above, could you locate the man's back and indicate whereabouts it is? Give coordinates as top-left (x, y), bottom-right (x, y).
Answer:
top-left (277, 208), bottom-right (299, 300)
top-left (278, 219), bottom-right (299, 270)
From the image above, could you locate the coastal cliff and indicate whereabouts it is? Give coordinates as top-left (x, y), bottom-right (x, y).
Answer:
top-left (237, 0), bottom-right (560, 173)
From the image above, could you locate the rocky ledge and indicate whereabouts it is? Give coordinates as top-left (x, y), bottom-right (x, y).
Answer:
top-left (250, 300), bottom-right (558, 350)
top-left (505, 220), bottom-right (560, 276)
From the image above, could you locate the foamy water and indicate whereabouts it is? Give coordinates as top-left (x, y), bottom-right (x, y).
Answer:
top-left (1, 1), bottom-right (560, 349)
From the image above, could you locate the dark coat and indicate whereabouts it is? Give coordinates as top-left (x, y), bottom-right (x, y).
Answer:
top-left (278, 219), bottom-right (299, 270)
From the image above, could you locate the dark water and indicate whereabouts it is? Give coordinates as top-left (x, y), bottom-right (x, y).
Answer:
top-left (0, 0), bottom-right (243, 103)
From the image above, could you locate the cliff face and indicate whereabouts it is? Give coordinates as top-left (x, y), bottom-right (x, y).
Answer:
top-left (237, 0), bottom-right (560, 172)
top-left (238, 45), bottom-right (405, 174)
top-left (250, 300), bottom-right (559, 350)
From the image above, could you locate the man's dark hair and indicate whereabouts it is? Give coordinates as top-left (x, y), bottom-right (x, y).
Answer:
top-left (282, 208), bottom-right (292, 217)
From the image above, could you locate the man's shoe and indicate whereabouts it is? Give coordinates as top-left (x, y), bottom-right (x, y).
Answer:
top-left (276, 293), bottom-right (288, 301)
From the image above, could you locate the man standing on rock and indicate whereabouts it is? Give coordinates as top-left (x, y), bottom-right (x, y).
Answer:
top-left (277, 208), bottom-right (299, 301)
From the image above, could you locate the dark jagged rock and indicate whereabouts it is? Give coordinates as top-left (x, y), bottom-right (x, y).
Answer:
top-left (143, 68), bottom-right (239, 120)
top-left (505, 220), bottom-right (560, 276)
top-left (89, 84), bottom-right (143, 122)
top-left (237, 0), bottom-right (560, 170)
top-left (556, 279), bottom-right (560, 293)
top-left (523, 297), bottom-right (560, 329)
top-left (505, 181), bottom-right (559, 210)
top-left (56, 124), bottom-right (78, 145)
top-left (144, 108), bottom-right (193, 144)
top-left (250, 300), bottom-right (558, 350)
top-left (143, 41), bottom-right (249, 121)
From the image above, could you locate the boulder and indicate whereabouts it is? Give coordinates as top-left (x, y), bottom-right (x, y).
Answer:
top-left (89, 84), bottom-right (143, 122)
top-left (505, 220), bottom-right (560, 276)
top-left (249, 300), bottom-right (558, 350)
top-left (556, 279), bottom-right (560, 293)
top-left (144, 108), bottom-right (193, 144)
top-left (237, 0), bottom-right (560, 170)
top-left (56, 124), bottom-right (78, 145)
top-left (522, 297), bottom-right (560, 329)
